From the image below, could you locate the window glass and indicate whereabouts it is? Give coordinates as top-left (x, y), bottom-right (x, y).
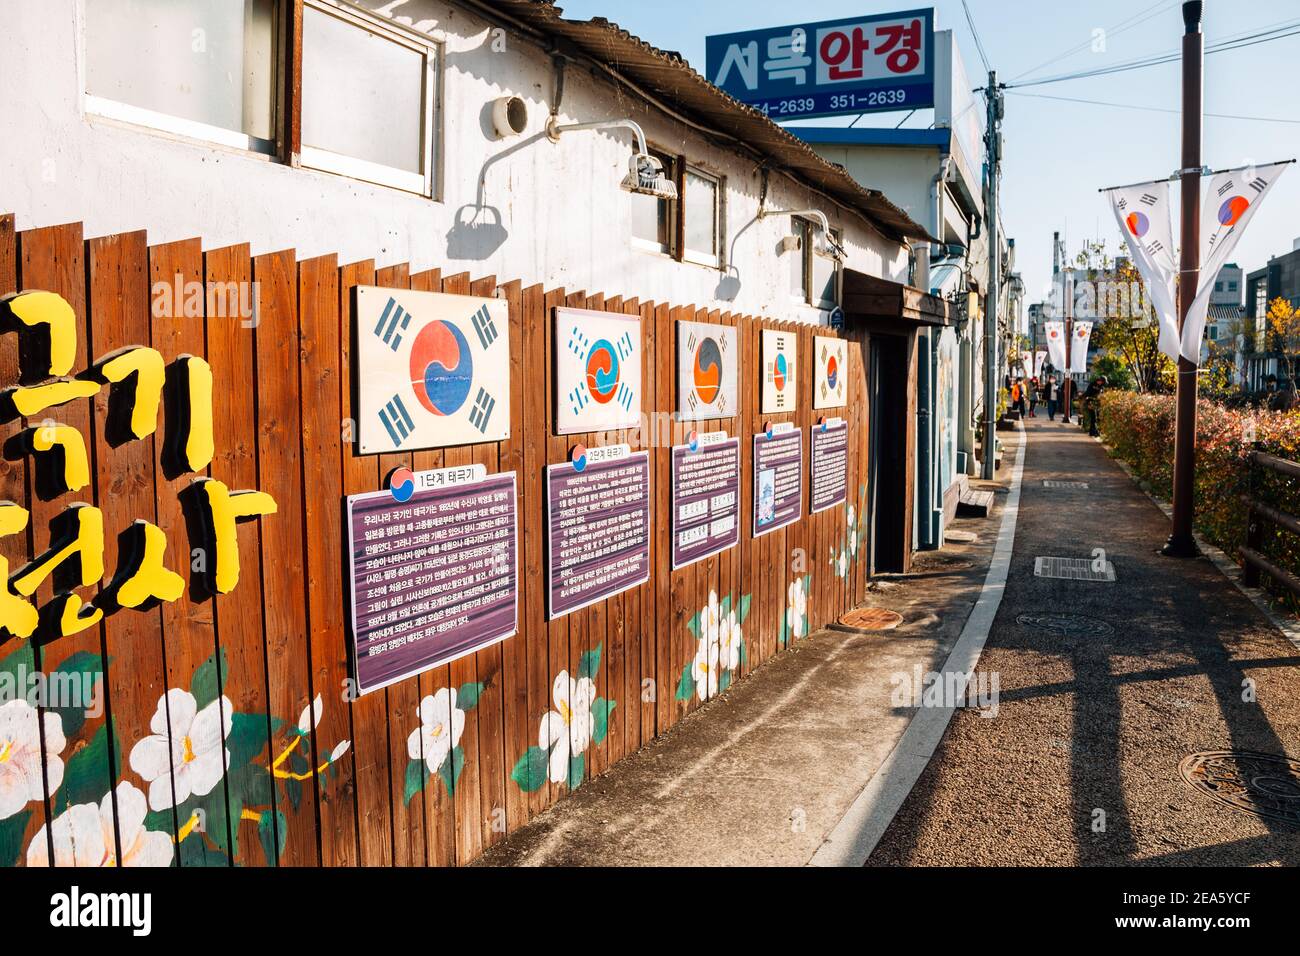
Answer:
top-left (813, 228), bottom-right (841, 306)
top-left (791, 219), bottom-right (811, 299)
top-left (684, 170), bottom-right (719, 260)
top-left (630, 151), bottom-right (675, 251)
top-left (86, 0), bottom-right (276, 141)
top-left (301, 4), bottom-right (426, 174)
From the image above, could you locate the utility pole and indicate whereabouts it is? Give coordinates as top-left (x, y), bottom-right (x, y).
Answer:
top-left (981, 70), bottom-right (1002, 480)
top-left (1164, 0), bottom-right (1203, 557)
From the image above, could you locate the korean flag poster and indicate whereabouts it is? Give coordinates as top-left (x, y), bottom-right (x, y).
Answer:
top-left (356, 286), bottom-right (510, 453)
top-left (761, 329), bottom-right (798, 413)
top-left (555, 307), bottom-right (642, 434)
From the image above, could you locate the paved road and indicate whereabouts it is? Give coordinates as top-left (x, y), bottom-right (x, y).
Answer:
top-left (869, 417), bottom-right (1300, 866)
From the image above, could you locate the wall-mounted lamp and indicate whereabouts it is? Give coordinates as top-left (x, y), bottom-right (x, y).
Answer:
top-left (544, 116), bottom-right (679, 200)
top-left (759, 208), bottom-right (846, 261)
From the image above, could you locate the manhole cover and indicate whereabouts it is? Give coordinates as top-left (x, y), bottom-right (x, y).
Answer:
top-left (836, 607), bottom-right (904, 631)
top-left (946, 530), bottom-right (978, 543)
top-left (1043, 480), bottom-right (1090, 489)
top-left (1179, 751), bottom-right (1300, 827)
top-left (1015, 612), bottom-right (1114, 637)
top-left (1034, 556), bottom-right (1115, 582)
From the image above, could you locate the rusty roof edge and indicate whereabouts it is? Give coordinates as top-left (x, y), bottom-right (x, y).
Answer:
top-left (490, 1), bottom-right (938, 245)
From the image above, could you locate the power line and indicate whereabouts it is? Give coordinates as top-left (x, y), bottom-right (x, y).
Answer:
top-left (1005, 90), bottom-right (1300, 126)
top-left (962, 0), bottom-right (992, 73)
top-left (1009, 0), bottom-right (1179, 83)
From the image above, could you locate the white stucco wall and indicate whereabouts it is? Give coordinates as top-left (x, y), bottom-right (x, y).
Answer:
top-left (0, 0), bottom-right (909, 323)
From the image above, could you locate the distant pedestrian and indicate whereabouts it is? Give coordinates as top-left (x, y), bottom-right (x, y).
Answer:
top-left (1083, 375), bottom-right (1108, 436)
top-left (1045, 375), bottom-right (1059, 420)
top-left (1028, 376), bottom-right (1039, 418)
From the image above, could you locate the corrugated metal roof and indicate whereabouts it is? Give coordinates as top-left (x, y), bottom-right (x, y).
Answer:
top-left (489, 0), bottom-right (936, 244)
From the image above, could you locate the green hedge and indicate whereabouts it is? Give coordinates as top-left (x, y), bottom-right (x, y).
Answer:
top-left (1099, 390), bottom-right (1300, 609)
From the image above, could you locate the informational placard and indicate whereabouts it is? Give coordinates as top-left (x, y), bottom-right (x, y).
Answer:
top-left (810, 418), bottom-right (848, 513)
top-left (705, 9), bottom-right (935, 122)
top-left (346, 467), bottom-right (518, 695)
top-left (753, 424), bottom-right (803, 536)
top-left (546, 445), bottom-right (651, 618)
top-left (670, 432), bottom-right (741, 569)
top-left (355, 287), bottom-right (510, 453)
top-left (555, 307), bottom-right (641, 435)
top-left (813, 335), bottom-right (848, 409)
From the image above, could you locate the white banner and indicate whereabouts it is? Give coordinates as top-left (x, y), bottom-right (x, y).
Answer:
top-left (1044, 321), bottom-right (1066, 371)
top-left (1034, 350), bottom-right (1047, 378)
top-left (1069, 321), bottom-right (1093, 374)
top-left (1106, 180), bottom-right (1180, 362)
top-left (1017, 352), bottom-right (1033, 381)
top-left (1180, 162), bottom-right (1289, 361)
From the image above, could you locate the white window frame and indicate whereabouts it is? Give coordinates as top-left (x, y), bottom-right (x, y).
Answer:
top-left (789, 217), bottom-right (812, 304)
top-left (812, 226), bottom-right (843, 310)
top-left (630, 147), bottom-right (678, 257)
top-left (682, 166), bottom-right (724, 269)
top-left (81, 0), bottom-right (279, 156)
top-left (299, 0), bottom-right (439, 197)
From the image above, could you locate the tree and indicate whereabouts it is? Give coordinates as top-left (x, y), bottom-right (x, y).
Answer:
top-left (1267, 297), bottom-right (1300, 397)
top-left (1088, 259), bottom-right (1176, 393)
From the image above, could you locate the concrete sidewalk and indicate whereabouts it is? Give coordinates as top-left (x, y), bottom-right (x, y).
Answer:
top-left (869, 417), bottom-right (1300, 866)
top-left (477, 431), bottom-right (1023, 866)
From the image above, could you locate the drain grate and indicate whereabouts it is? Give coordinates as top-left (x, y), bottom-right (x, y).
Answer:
top-left (1179, 751), bottom-right (1300, 827)
top-left (1043, 480), bottom-right (1090, 489)
top-left (834, 607), bottom-right (904, 632)
top-left (1016, 612), bottom-right (1115, 637)
top-left (1034, 556), bottom-right (1115, 582)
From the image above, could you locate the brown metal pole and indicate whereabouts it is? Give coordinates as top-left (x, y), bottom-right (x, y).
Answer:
top-left (1164, 0), bottom-right (1203, 558)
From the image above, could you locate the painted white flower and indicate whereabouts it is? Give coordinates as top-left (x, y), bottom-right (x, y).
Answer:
top-left (718, 612), bottom-right (743, 672)
top-left (836, 552), bottom-right (848, 577)
top-left (786, 578), bottom-right (807, 639)
top-left (298, 693), bottom-right (323, 734)
top-left (129, 689), bottom-right (232, 812)
top-left (538, 671), bottom-right (595, 783)
top-left (847, 505), bottom-right (858, 556)
top-left (702, 590), bottom-right (721, 643)
top-left (0, 699), bottom-right (64, 820)
top-left (407, 688), bottom-right (464, 773)
top-left (28, 781), bottom-right (172, 867)
top-left (330, 740), bottom-right (352, 763)
top-left (691, 631), bottom-right (721, 700)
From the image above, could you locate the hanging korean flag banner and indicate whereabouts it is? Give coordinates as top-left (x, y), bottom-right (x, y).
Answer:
top-left (1105, 180), bottom-right (1180, 362)
top-left (1018, 352), bottom-right (1033, 380)
top-left (555, 307), bottom-right (642, 435)
top-left (356, 287), bottom-right (510, 454)
top-left (1069, 321), bottom-right (1093, 374)
top-left (1044, 321), bottom-right (1066, 371)
top-left (1034, 350), bottom-right (1047, 378)
top-left (1180, 161), bottom-right (1290, 362)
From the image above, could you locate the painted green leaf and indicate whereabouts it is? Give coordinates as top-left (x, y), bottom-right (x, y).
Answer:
top-left (686, 611), bottom-right (700, 638)
top-left (190, 647), bottom-right (229, 711)
top-left (438, 745), bottom-right (466, 795)
top-left (737, 593), bottom-right (752, 624)
top-left (720, 594), bottom-right (732, 618)
top-left (0, 809), bottom-right (32, 868)
top-left (719, 670), bottom-right (732, 693)
top-left (591, 698), bottom-right (616, 745)
top-left (739, 637), bottom-right (748, 665)
top-left (227, 711), bottom-right (271, 769)
top-left (47, 650), bottom-right (108, 738)
top-left (0, 644), bottom-right (35, 686)
top-left (403, 758), bottom-right (427, 806)
top-left (567, 752), bottom-right (584, 790)
top-left (258, 809), bottom-right (286, 866)
top-left (457, 681), bottom-right (486, 710)
top-left (578, 643), bottom-right (603, 680)
top-left (675, 664), bottom-right (695, 701)
top-left (511, 746), bottom-right (549, 793)
top-left (55, 718), bottom-right (119, 813)
top-left (285, 776), bottom-right (303, 812)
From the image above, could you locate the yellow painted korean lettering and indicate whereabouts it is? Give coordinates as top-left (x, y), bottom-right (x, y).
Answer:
top-left (195, 478), bottom-right (277, 593)
top-left (0, 502), bottom-right (38, 639)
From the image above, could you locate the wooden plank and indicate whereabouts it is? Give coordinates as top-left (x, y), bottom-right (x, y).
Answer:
top-left (86, 230), bottom-right (177, 867)
top-left (202, 242), bottom-right (275, 865)
top-left (540, 285), bottom-right (568, 811)
top-left (338, 258), bottom-right (391, 867)
top-left (296, 252), bottom-right (359, 867)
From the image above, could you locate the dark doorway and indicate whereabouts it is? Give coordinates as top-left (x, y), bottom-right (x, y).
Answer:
top-left (868, 334), bottom-right (909, 574)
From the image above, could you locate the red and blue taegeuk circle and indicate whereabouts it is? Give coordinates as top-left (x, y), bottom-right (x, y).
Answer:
top-left (585, 339), bottom-right (620, 404)
top-left (692, 336), bottom-right (722, 404)
top-left (773, 352), bottom-right (788, 391)
top-left (1218, 196), bottom-right (1249, 227)
top-left (1126, 211), bottom-right (1149, 238)
top-left (389, 466), bottom-right (415, 502)
top-left (825, 353), bottom-right (839, 390)
top-left (409, 319), bottom-right (473, 416)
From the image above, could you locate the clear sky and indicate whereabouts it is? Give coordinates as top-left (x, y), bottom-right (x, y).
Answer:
top-left (555, 0), bottom-right (1300, 305)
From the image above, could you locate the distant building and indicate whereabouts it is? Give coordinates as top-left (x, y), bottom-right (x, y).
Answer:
top-left (1243, 244), bottom-right (1300, 390)
top-left (1204, 263), bottom-right (1243, 363)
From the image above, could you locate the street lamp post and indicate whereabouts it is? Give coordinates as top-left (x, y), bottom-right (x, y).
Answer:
top-left (1163, 0), bottom-right (1203, 558)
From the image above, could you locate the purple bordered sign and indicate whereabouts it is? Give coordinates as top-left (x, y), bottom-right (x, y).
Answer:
top-left (810, 417), bottom-right (848, 513)
top-left (753, 423), bottom-right (803, 536)
top-left (546, 444), bottom-right (652, 619)
top-left (670, 430), bottom-right (741, 570)
top-left (346, 465), bottom-right (518, 696)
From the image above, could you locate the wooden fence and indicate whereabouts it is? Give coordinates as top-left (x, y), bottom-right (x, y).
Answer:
top-left (0, 215), bottom-right (874, 867)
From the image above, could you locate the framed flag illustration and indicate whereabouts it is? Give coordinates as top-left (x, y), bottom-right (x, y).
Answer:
top-left (761, 329), bottom-right (798, 413)
top-left (356, 286), bottom-right (510, 454)
top-left (677, 320), bottom-right (738, 421)
top-left (813, 335), bottom-right (847, 410)
top-left (555, 307), bottom-right (642, 435)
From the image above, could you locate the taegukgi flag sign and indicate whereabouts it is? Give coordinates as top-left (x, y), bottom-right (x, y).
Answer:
top-left (1106, 161), bottom-right (1290, 363)
top-left (1044, 320), bottom-right (1066, 372)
